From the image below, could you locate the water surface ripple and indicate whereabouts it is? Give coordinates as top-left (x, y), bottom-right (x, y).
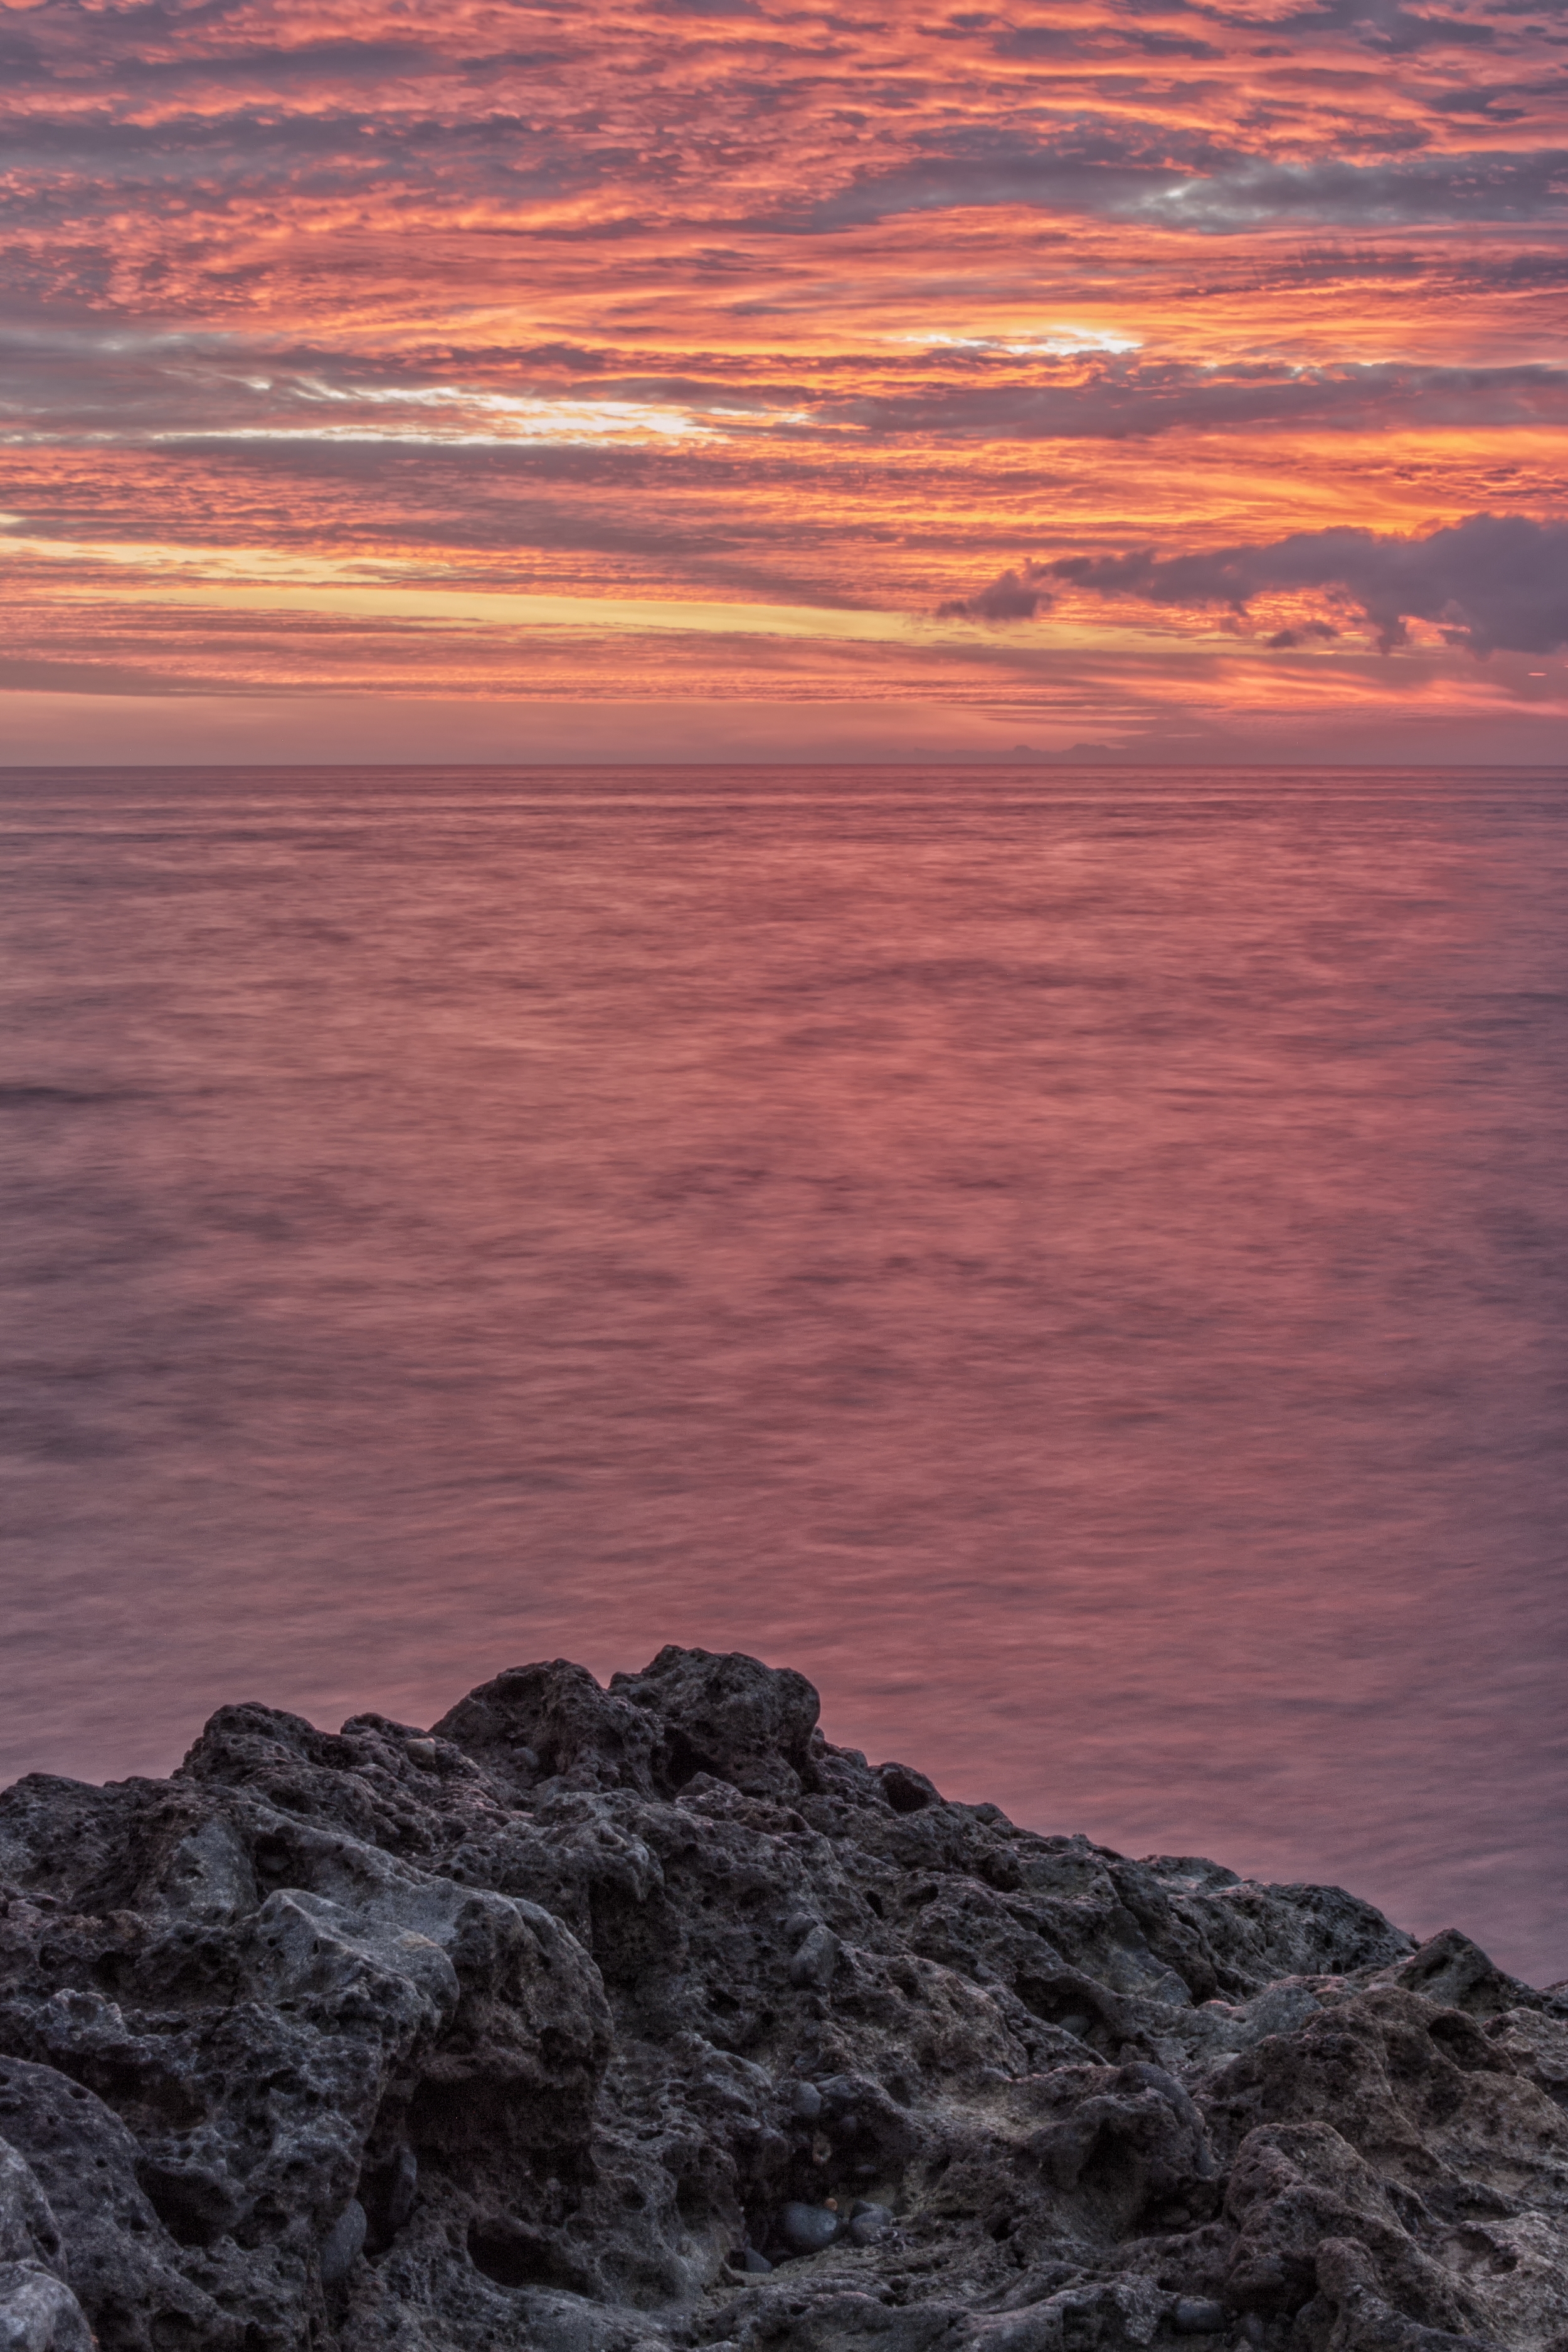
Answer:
top-left (2, 765), bottom-right (1564, 1981)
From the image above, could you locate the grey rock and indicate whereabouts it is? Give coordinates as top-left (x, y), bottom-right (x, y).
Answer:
top-left (779, 2202), bottom-right (842, 2252)
top-left (432, 1663), bottom-right (659, 1803)
top-left (607, 1646), bottom-right (821, 1801)
top-left (0, 2264), bottom-right (94, 2352)
top-left (846, 2201), bottom-right (893, 2245)
top-left (320, 2198), bottom-right (367, 2286)
top-left (0, 2057), bottom-right (236, 2348)
top-left (0, 1645), bottom-right (1563, 2352)
top-left (1172, 2297), bottom-right (1227, 2334)
top-left (0, 2144), bottom-right (60, 2274)
top-left (877, 1764), bottom-right (941, 1816)
top-left (788, 1924), bottom-right (841, 1989)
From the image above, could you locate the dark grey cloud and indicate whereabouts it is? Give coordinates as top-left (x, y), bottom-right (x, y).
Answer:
top-left (0, 29), bottom-right (451, 92)
top-left (1165, 149), bottom-right (1568, 226)
top-left (1265, 618), bottom-right (1340, 647)
top-left (936, 566), bottom-right (1045, 620)
top-left (986, 24), bottom-right (1093, 56)
top-left (1357, 8), bottom-right (1495, 53)
top-left (1199, 0), bottom-right (1496, 52)
top-left (120, 38), bottom-right (444, 85)
top-left (1123, 29), bottom-right (1224, 53)
top-left (813, 137), bottom-right (1568, 230)
top-left (0, 25), bottom-right (46, 75)
top-left (808, 122), bottom-right (1229, 228)
top-left (1165, 245), bottom-right (1568, 297)
top-left (987, 20), bottom-right (1224, 56)
top-left (1425, 82), bottom-right (1536, 119)
top-left (830, 360), bottom-right (1568, 440)
top-left (944, 514), bottom-right (1568, 653)
top-left (6, 326), bottom-right (1567, 450)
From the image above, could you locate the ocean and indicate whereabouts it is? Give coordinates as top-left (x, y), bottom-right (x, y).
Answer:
top-left (2, 763), bottom-right (1564, 1984)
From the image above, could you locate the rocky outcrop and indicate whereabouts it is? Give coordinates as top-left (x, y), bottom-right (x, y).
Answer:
top-left (0, 1646), bottom-right (1562, 2352)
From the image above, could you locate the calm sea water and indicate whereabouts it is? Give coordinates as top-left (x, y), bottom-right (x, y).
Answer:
top-left (2, 765), bottom-right (1564, 1983)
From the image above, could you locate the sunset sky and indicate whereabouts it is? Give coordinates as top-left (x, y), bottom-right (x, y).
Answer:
top-left (3, 0), bottom-right (1567, 761)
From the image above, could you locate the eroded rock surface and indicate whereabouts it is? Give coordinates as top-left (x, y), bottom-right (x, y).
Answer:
top-left (0, 1647), bottom-right (1562, 2352)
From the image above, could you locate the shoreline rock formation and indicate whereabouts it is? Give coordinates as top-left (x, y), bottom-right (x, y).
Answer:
top-left (1, 1646), bottom-right (1564, 2351)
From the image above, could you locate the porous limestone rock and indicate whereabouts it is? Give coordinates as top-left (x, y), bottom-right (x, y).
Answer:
top-left (0, 1648), bottom-right (1562, 2352)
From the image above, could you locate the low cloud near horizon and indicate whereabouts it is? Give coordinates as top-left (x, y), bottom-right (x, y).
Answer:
top-left (938, 515), bottom-right (1568, 658)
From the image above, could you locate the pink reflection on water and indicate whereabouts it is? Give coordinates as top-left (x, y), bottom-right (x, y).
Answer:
top-left (1, 767), bottom-right (1564, 1981)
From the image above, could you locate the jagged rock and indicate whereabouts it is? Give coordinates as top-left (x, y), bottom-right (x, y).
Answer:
top-left (607, 1648), bottom-right (822, 1801)
top-left (0, 2132), bottom-right (93, 2352)
top-left (0, 2262), bottom-right (95, 2352)
top-left (0, 1646), bottom-right (1563, 2352)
